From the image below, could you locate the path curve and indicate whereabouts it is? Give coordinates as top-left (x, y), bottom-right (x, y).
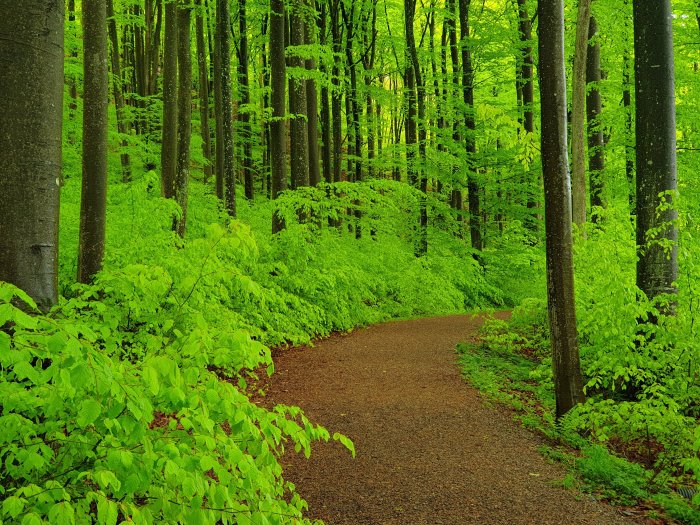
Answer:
top-left (264, 314), bottom-right (636, 525)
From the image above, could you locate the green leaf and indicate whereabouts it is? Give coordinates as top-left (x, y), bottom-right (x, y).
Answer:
top-left (48, 501), bottom-right (75, 525)
top-left (21, 512), bottom-right (42, 525)
top-left (333, 432), bottom-right (356, 458)
top-left (77, 399), bottom-right (102, 428)
top-left (97, 496), bottom-right (118, 525)
top-left (3, 496), bottom-right (25, 519)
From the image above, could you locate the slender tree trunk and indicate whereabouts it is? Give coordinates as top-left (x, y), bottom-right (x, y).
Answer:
top-left (447, 0), bottom-right (462, 221)
top-left (196, 0), bottom-right (213, 185)
top-left (622, 53), bottom-right (635, 212)
top-left (363, 4), bottom-right (377, 179)
top-left (517, 0), bottom-right (536, 225)
top-left (174, 6), bottom-right (192, 236)
top-left (213, 2), bottom-right (224, 200)
top-left (571, 0), bottom-right (592, 227)
top-left (68, 0), bottom-right (78, 112)
top-left (161, 1), bottom-right (178, 198)
top-left (633, 0), bottom-right (678, 308)
top-left (305, 0), bottom-right (321, 186)
top-left (270, 0), bottom-right (288, 231)
top-left (261, 15), bottom-right (272, 197)
top-left (331, 0), bottom-right (343, 183)
top-left (319, 1), bottom-right (333, 183)
top-left (107, 0), bottom-right (132, 182)
top-left (459, 0), bottom-right (482, 251)
top-left (238, 0), bottom-right (254, 199)
top-left (586, 16), bottom-right (604, 213)
top-left (538, 0), bottom-right (585, 419)
top-left (290, 1), bottom-right (310, 188)
top-left (78, 0), bottom-right (109, 283)
top-left (219, 0), bottom-right (236, 216)
top-left (149, 0), bottom-right (163, 96)
top-left (0, 1), bottom-right (64, 310)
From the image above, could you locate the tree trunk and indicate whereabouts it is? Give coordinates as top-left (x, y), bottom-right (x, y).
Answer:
top-left (196, 0), bottom-right (213, 185)
top-left (0, 1), bottom-right (63, 310)
top-left (319, 1), bottom-right (333, 183)
top-left (586, 16), bottom-right (604, 213)
top-left (633, 0), bottom-right (678, 307)
top-left (78, 0), bottom-right (109, 283)
top-left (331, 0), bottom-right (343, 183)
top-left (290, 1), bottom-right (310, 188)
top-left (107, 0), bottom-right (132, 182)
top-left (238, 0), bottom-right (254, 199)
top-left (161, 0), bottom-right (178, 198)
top-left (459, 0), bottom-right (482, 251)
top-left (447, 0), bottom-right (462, 221)
top-left (622, 53), bottom-right (635, 212)
top-left (174, 6), bottom-right (192, 236)
top-left (539, 0), bottom-right (585, 419)
top-left (571, 0), bottom-right (592, 227)
top-left (213, 0), bottom-right (224, 200)
top-left (517, 0), bottom-right (536, 225)
top-left (305, 0), bottom-right (322, 186)
top-left (270, 0), bottom-right (288, 231)
top-left (219, 0), bottom-right (236, 216)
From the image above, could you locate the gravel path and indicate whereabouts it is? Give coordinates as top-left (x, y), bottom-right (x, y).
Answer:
top-left (264, 314), bottom-right (637, 525)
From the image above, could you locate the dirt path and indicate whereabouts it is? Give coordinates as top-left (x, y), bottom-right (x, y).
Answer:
top-left (264, 314), bottom-right (636, 525)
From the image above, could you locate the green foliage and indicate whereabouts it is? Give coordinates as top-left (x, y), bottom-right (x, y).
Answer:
top-left (576, 445), bottom-right (651, 505)
top-left (0, 282), bottom-right (343, 524)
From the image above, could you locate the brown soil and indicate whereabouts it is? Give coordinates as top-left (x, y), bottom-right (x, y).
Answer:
top-left (263, 314), bottom-right (639, 525)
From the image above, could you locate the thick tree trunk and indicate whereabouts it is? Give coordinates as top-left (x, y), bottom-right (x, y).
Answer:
top-left (219, 0), bottom-right (236, 216)
top-left (571, 0), bottom-right (592, 227)
top-left (161, 1), bottom-right (179, 198)
top-left (78, 0), bottom-right (109, 283)
top-left (459, 0), bottom-right (482, 251)
top-left (238, 0), bottom-right (254, 199)
top-left (270, 0), bottom-right (288, 231)
top-left (633, 0), bottom-right (678, 306)
top-left (586, 16), bottom-right (604, 213)
top-left (290, 2), bottom-right (310, 188)
top-left (538, 0), bottom-right (585, 419)
top-left (196, 0), bottom-right (213, 185)
top-left (107, 0), bottom-right (132, 182)
top-left (305, 0), bottom-right (321, 186)
top-left (174, 6), bottom-right (193, 236)
top-left (0, 1), bottom-right (63, 310)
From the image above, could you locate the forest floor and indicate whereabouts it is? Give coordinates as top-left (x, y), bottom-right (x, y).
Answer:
top-left (261, 314), bottom-right (641, 525)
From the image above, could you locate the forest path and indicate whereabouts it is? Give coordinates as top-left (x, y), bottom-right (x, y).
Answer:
top-left (263, 314), bottom-right (636, 525)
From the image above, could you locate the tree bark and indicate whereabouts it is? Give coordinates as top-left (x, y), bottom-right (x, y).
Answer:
top-left (319, 1), bottom-right (333, 183)
top-left (0, 1), bottom-right (64, 310)
top-left (161, 0), bottom-right (178, 199)
top-left (459, 0), bottom-right (482, 252)
top-left (196, 0), bottom-right (213, 185)
top-left (633, 0), bottom-right (678, 306)
top-left (538, 0), bottom-right (585, 419)
top-left (174, 6), bottom-right (193, 236)
top-left (290, 1), bottom-right (310, 188)
top-left (219, 0), bottom-right (236, 216)
top-left (270, 0), bottom-right (288, 231)
top-left (238, 0), bottom-right (254, 199)
top-left (78, 0), bottom-right (109, 283)
top-left (213, 0), bottom-right (224, 199)
top-left (571, 0), bottom-right (592, 227)
top-left (586, 16), bottom-right (605, 213)
top-left (330, 0), bottom-right (343, 183)
top-left (305, 0), bottom-right (322, 186)
top-left (107, 0), bottom-right (132, 182)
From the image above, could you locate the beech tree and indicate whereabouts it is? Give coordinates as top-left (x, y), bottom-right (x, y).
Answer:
top-left (538, 0), bottom-right (585, 418)
top-left (78, 0), bottom-right (110, 283)
top-left (161, 0), bottom-right (179, 199)
top-left (633, 0), bottom-right (678, 309)
top-left (174, 5), bottom-right (193, 236)
top-left (0, 1), bottom-right (64, 310)
top-left (270, 0), bottom-right (288, 232)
